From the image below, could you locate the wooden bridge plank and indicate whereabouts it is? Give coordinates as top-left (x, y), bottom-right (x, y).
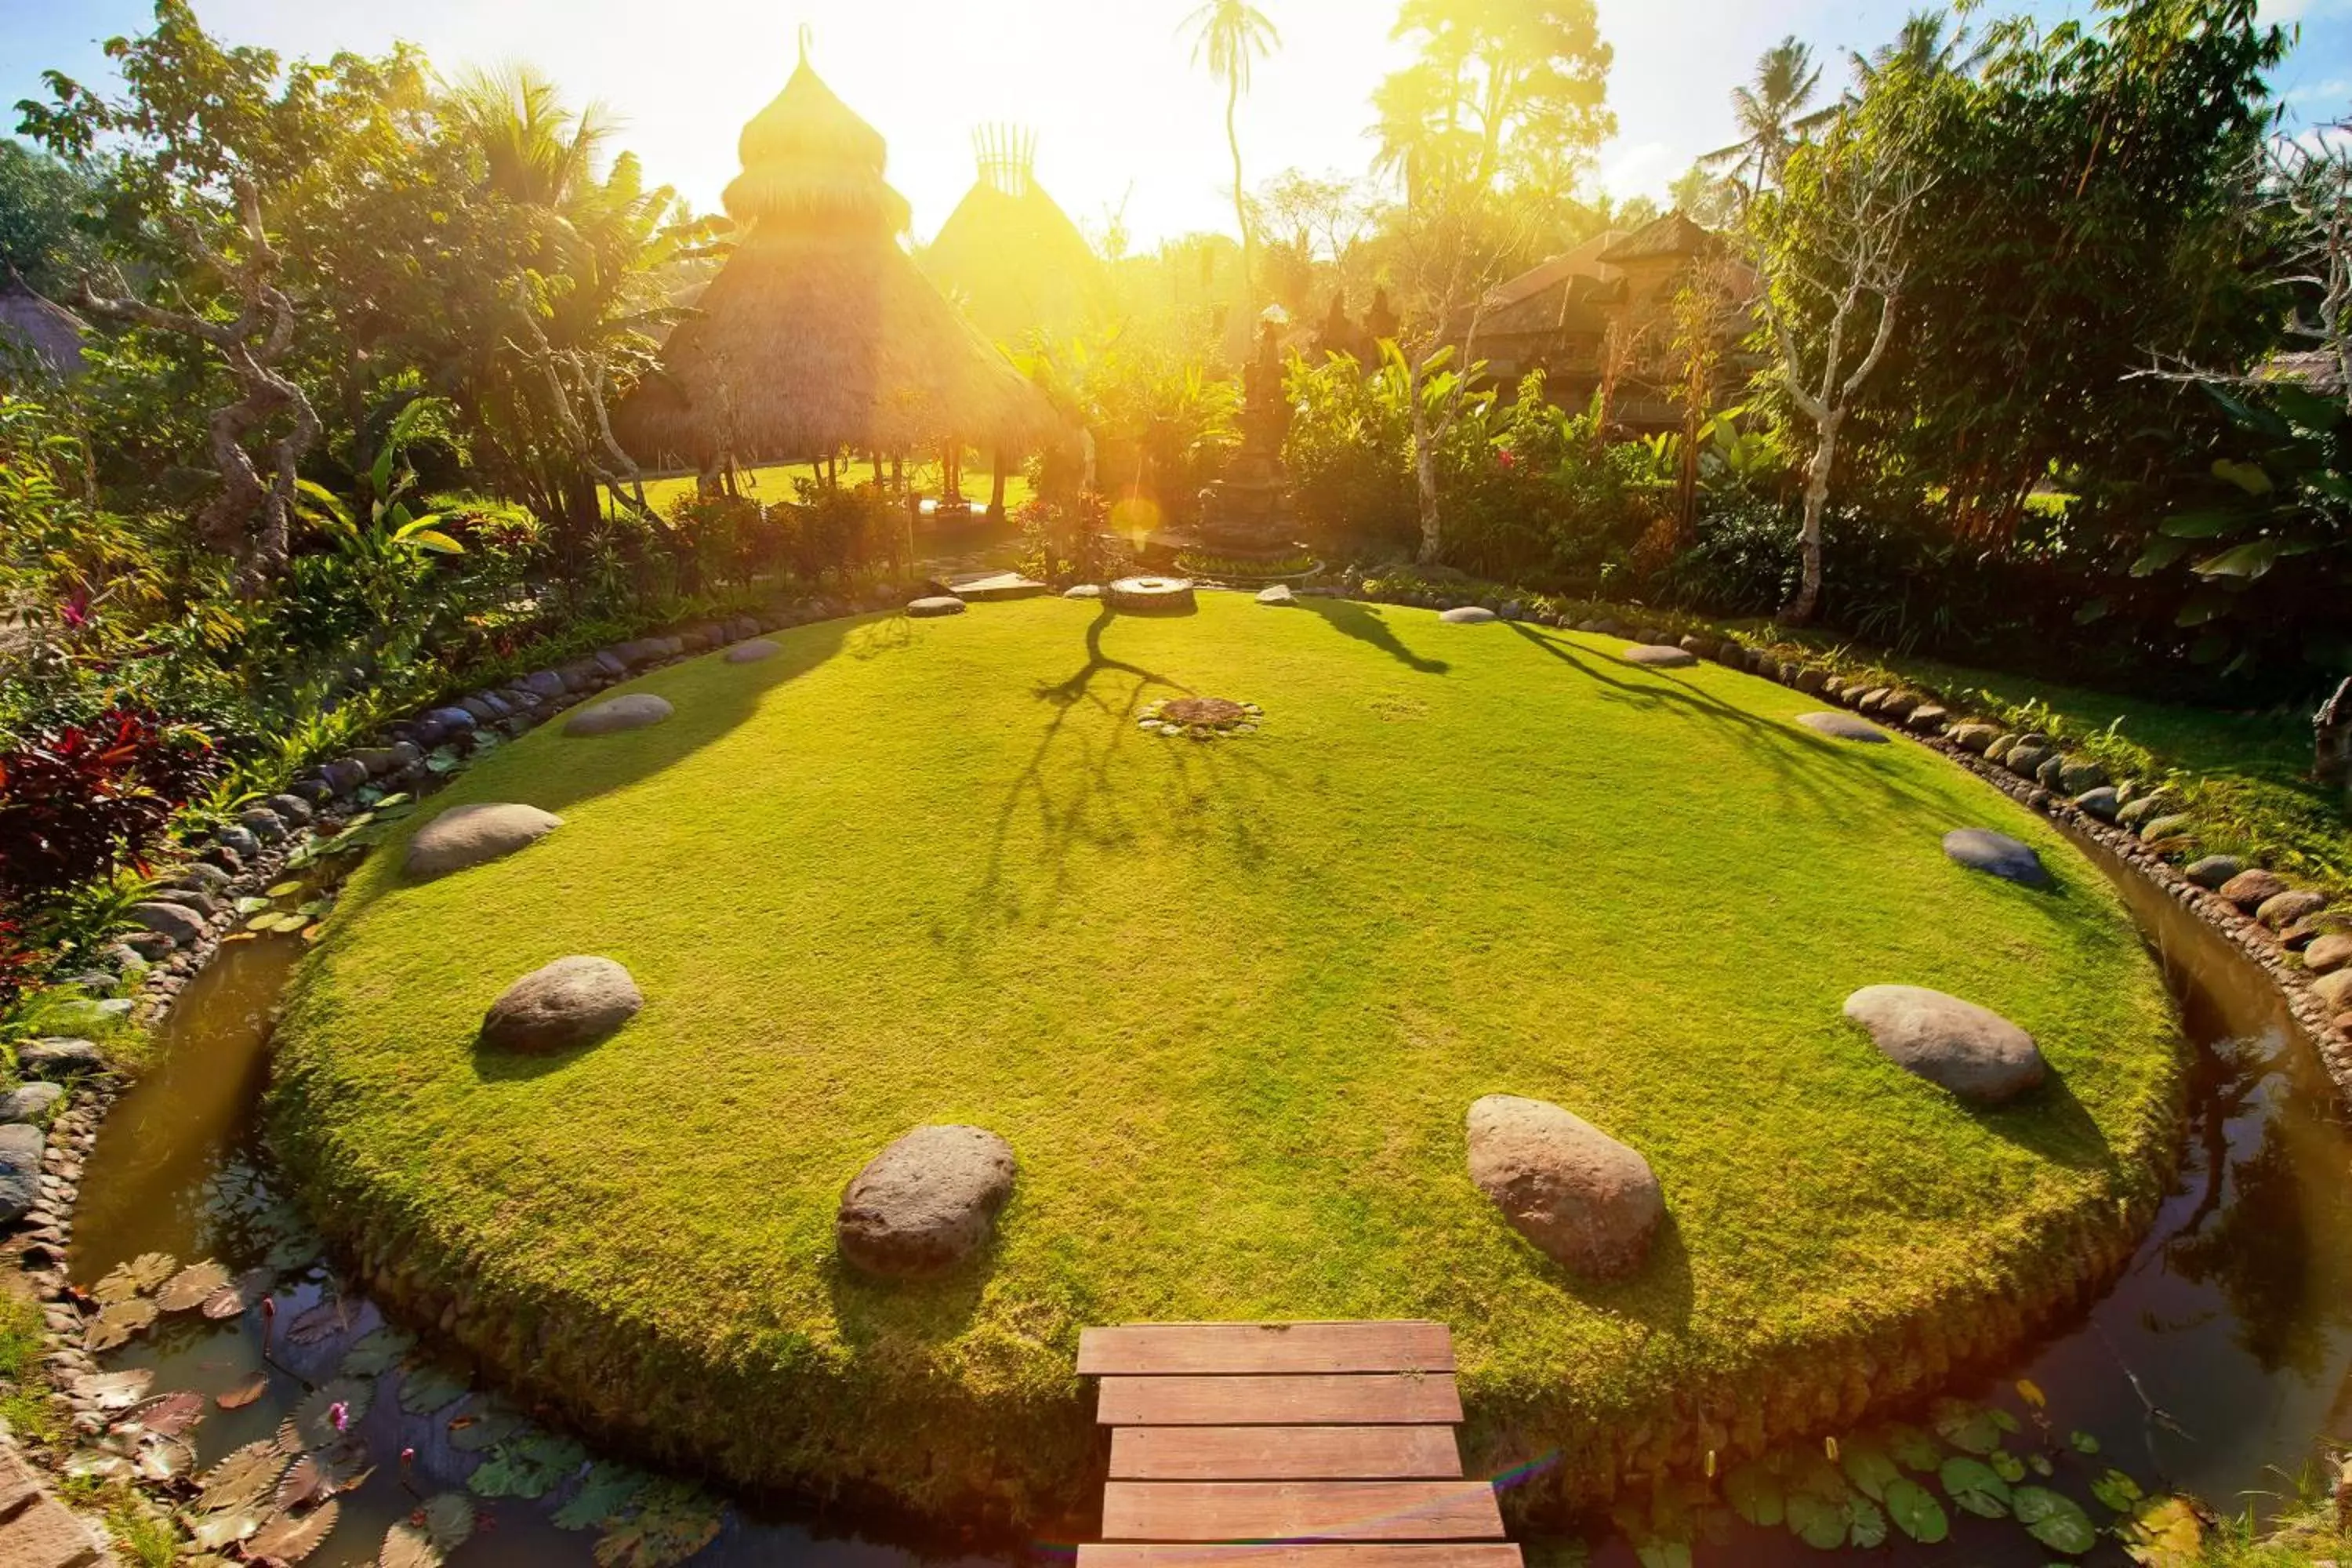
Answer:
top-left (1080, 1323), bottom-right (1455, 1377)
top-left (1098, 1375), bottom-right (1462, 1427)
top-left (1079, 1545), bottom-right (1523, 1568)
top-left (1101, 1480), bottom-right (1504, 1542)
top-left (1111, 1425), bottom-right (1461, 1481)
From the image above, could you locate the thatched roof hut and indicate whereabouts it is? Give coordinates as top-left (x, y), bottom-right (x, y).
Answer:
top-left (618, 53), bottom-right (1062, 469)
top-left (922, 125), bottom-right (1100, 344)
top-left (0, 268), bottom-right (86, 379)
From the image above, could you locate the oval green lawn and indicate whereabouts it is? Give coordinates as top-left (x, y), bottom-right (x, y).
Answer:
top-left (272, 593), bottom-right (2181, 1522)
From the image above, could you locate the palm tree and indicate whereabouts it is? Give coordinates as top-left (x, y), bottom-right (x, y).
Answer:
top-left (446, 65), bottom-right (618, 212)
top-left (1849, 9), bottom-right (1990, 88)
top-left (1699, 36), bottom-right (1838, 203)
top-left (1181, 1), bottom-right (1281, 301)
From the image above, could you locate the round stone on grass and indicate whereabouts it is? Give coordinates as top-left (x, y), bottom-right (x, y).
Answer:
top-left (1621, 644), bottom-right (1696, 666)
top-left (1842, 985), bottom-right (2047, 1104)
top-left (1465, 1094), bottom-right (1663, 1279)
top-left (1943, 829), bottom-right (2051, 887)
top-left (1256, 584), bottom-right (1296, 605)
top-left (724, 639), bottom-right (781, 664)
top-left (1063, 584), bottom-right (1102, 600)
top-left (837, 1125), bottom-right (1017, 1279)
top-left (1797, 711), bottom-right (1890, 743)
top-left (565, 694), bottom-right (674, 737)
top-left (480, 956), bottom-right (643, 1054)
top-left (907, 596), bottom-right (968, 618)
top-left (1439, 605), bottom-right (1497, 624)
top-left (405, 803), bottom-right (562, 880)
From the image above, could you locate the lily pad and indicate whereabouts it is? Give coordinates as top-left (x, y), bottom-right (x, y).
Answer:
top-left (1989, 1447), bottom-right (2027, 1483)
top-left (2092, 1468), bottom-right (2146, 1512)
top-left (1930, 1396), bottom-right (2020, 1455)
top-left (1882, 1422), bottom-right (1941, 1472)
top-left (2122, 1496), bottom-right (2205, 1567)
top-left (469, 1432), bottom-right (588, 1500)
top-left (554, 1461), bottom-right (652, 1530)
top-left (339, 1327), bottom-right (416, 1379)
top-left (158, 1258), bottom-right (232, 1312)
top-left (379, 1493), bottom-right (474, 1568)
top-left (267, 881), bottom-right (305, 898)
top-left (1846, 1494), bottom-right (1888, 1549)
top-left (275, 1443), bottom-right (372, 1510)
top-left (218, 1374), bottom-right (270, 1410)
top-left (72, 1369), bottom-right (153, 1410)
top-left (114, 1388), bottom-right (205, 1439)
top-left (245, 1499), bottom-right (339, 1565)
top-left (591, 1480), bottom-right (723, 1568)
top-left (91, 1251), bottom-right (176, 1304)
top-left (203, 1267), bottom-right (274, 1319)
top-left (286, 1295), bottom-right (358, 1347)
top-left (1939, 1455), bottom-right (2012, 1519)
top-left (1724, 1461), bottom-right (1784, 1527)
top-left (1784, 1491), bottom-right (1849, 1550)
top-left (446, 1398), bottom-right (526, 1453)
top-left (85, 1297), bottom-right (159, 1352)
top-left (287, 1377), bottom-right (372, 1450)
top-left (2015, 1486), bottom-right (2096, 1555)
top-left (195, 1439), bottom-right (290, 1515)
top-left (396, 1359), bottom-right (473, 1417)
top-left (1883, 1476), bottom-right (1948, 1544)
top-left (1838, 1436), bottom-right (1900, 1501)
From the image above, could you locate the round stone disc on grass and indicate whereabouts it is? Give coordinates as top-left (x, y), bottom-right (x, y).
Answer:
top-left (1256, 584), bottom-right (1296, 606)
top-left (907, 596), bottom-right (968, 618)
top-left (723, 639), bottom-right (782, 664)
top-left (564, 694), bottom-right (674, 737)
top-left (1105, 576), bottom-right (1197, 614)
top-left (405, 804), bottom-right (562, 880)
top-left (1620, 644), bottom-right (1696, 666)
top-left (1465, 1094), bottom-right (1663, 1279)
top-left (1842, 984), bottom-right (2048, 1104)
top-left (837, 1125), bottom-right (1017, 1279)
top-left (480, 956), bottom-right (644, 1054)
top-left (1942, 828), bottom-right (2052, 887)
top-left (1439, 605), bottom-right (1497, 624)
top-left (1797, 711), bottom-right (1890, 743)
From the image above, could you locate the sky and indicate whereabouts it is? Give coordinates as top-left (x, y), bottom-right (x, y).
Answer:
top-left (2, 0), bottom-right (2347, 250)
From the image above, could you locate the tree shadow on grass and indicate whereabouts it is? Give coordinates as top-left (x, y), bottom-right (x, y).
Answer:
top-left (1299, 597), bottom-right (1451, 675)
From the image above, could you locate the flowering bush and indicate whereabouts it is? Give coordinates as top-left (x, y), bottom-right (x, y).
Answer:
top-left (0, 704), bottom-right (222, 902)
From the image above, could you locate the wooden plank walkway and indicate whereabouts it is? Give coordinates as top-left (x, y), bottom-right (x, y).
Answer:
top-left (1077, 1322), bottom-right (1519, 1568)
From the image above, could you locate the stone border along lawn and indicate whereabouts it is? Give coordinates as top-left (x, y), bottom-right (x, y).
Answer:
top-left (259, 588), bottom-right (2190, 1530)
top-left (6, 576), bottom-right (2341, 1545)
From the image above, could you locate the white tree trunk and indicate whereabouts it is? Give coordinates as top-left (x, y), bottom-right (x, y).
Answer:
top-left (1784, 415), bottom-right (1838, 624)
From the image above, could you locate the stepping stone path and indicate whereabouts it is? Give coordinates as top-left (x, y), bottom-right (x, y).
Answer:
top-left (1255, 583), bottom-right (1295, 605)
top-left (1797, 711), bottom-right (1889, 743)
top-left (405, 803), bottom-right (562, 879)
top-left (837, 1124), bottom-right (1017, 1279)
top-left (1620, 644), bottom-right (1695, 666)
top-left (1464, 1094), bottom-right (1662, 1279)
top-left (1842, 985), bottom-right (2047, 1104)
top-left (565, 693), bottom-right (673, 736)
top-left (724, 638), bottom-right (781, 663)
top-left (480, 956), bottom-right (643, 1054)
top-left (907, 596), bottom-right (968, 618)
top-left (1943, 828), bottom-right (2051, 887)
top-left (1439, 605), bottom-right (1497, 624)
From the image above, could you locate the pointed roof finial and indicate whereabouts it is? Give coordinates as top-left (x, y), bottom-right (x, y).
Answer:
top-left (797, 23), bottom-right (813, 65)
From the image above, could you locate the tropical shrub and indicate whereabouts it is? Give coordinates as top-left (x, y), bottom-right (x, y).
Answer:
top-left (0, 704), bottom-right (221, 904)
top-left (1015, 492), bottom-right (1126, 586)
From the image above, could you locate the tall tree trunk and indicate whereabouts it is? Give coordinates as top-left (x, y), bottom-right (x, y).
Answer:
top-left (989, 446), bottom-right (1009, 519)
top-left (1783, 416), bottom-right (1838, 624)
top-left (1227, 75), bottom-right (1250, 307)
top-left (1411, 376), bottom-right (1441, 564)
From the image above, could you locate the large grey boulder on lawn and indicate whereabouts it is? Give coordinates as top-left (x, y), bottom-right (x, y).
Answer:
top-left (1465, 1094), bottom-right (1663, 1279)
top-left (405, 803), bottom-right (562, 879)
top-left (1621, 644), bottom-right (1695, 666)
top-left (564, 693), bottom-right (674, 737)
top-left (479, 956), bottom-right (643, 1054)
top-left (1797, 712), bottom-right (1889, 743)
top-left (1943, 828), bottom-right (2051, 887)
top-left (724, 639), bottom-right (781, 664)
top-left (1842, 985), bottom-right (2046, 1104)
top-left (0, 1124), bottom-right (44, 1224)
top-left (837, 1125), bottom-right (1017, 1279)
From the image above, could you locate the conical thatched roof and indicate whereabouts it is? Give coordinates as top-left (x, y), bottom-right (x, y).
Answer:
top-left (923, 125), bottom-right (1100, 344)
top-left (619, 54), bottom-right (1062, 468)
top-left (0, 269), bottom-right (86, 379)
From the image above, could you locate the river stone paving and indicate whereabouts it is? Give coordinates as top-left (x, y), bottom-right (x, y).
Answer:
top-left (1620, 644), bottom-right (1696, 666)
top-left (564, 693), bottom-right (674, 737)
top-left (2185, 855), bottom-right (2245, 890)
top-left (405, 803), bottom-right (562, 879)
top-left (907, 596), bottom-right (969, 618)
top-left (837, 1124), bottom-right (1017, 1279)
top-left (1842, 984), bottom-right (2047, 1104)
top-left (0, 1123), bottom-right (43, 1224)
top-left (1796, 712), bottom-right (1890, 743)
top-left (1464, 1094), bottom-right (1663, 1279)
top-left (1942, 829), bottom-right (2051, 887)
top-left (2258, 890), bottom-right (2329, 930)
top-left (1439, 605), bottom-right (1497, 624)
top-left (480, 956), bottom-right (644, 1054)
top-left (2217, 869), bottom-right (2291, 910)
top-left (724, 639), bottom-right (781, 664)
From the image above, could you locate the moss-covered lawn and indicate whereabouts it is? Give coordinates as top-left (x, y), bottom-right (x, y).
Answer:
top-left (272, 593), bottom-right (2182, 1520)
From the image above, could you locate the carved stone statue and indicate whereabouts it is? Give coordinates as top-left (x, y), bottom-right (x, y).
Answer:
top-left (1192, 313), bottom-right (1308, 579)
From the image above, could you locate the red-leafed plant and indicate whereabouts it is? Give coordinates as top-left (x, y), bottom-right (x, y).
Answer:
top-left (0, 920), bottom-right (34, 1013)
top-left (0, 705), bottom-right (222, 903)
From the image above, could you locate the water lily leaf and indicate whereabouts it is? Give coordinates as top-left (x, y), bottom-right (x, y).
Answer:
top-left (339, 1327), bottom-right (415, 1379)
top-left (2030, 1452), bottom-right (2055, 1477)
top-left (246, 1498), bottom-right (339, 1564)
top-left (267, 881), bottom-right (304, 898)
top-left (1632, 1537), bottom-right (1690, 1568)
top-left (158, 1258), bottom-right (232, 1311)
top-left (236, 896), bottom-right (273, 915)
top-left (1838, 1436), bottom-right (1900, 1501)
top-left (204, 1268), bottom-right (274, 1319)
top-left (1846, 1494), bottom-right (1887, 1549)
top-left (1724, 1461), bottom-right (1784, 1527)
top-left (554, 1462), bottom-right (652, 1530)
top-left (2014, 1377), bottom-right (2046, 1408)
top-left (2069, 1430), bottom-right (2102, 1455)
top-left (90, 1251), bottom-right (176, 1304)
top-left (189, 1506), bottom-right (266, 1551)
top-left (85, 1297), bottom-right (158, 1351)
top-left (469, 1432), bottom-right (587, 1499)
top-left (114, 1389), bottom-right (205, 1439)
top-left (286, 1296), bottom-right (357, 1347)
top-left (72, 1369), bottom-right (152, 1410)
top-left (246, 913), bottom-right (281, 931)
top-left (1784, 1491), bottom-right (1848, 1550)
top-left (1930, 1397), bottom-right (2018, 1455)
top-left (132, 1432), bottom-right (196, 1479)
top-left (1883, 1477), bottom-right (1947, 1544)
top-left (591, 1480), bottom-right (722, 1568)
top-left (2015, 1486), bottom-right (2096, 1555)
top-left (2122, 1496), bottom-right (2205, 1566)
top-left (196, 1439), bottom-right (289, 1514)
top-left (2092, 1468), bottom-right (2145, 1512)
top-left (219, 1374), bottom-right (270, 1410)
top-left (380, 1494), bottom-right (474, 1568)
top-left (397, 1359), bottom-right (473, 1417)
top-left (1882, 1422), bottom-right (1942, 1472)
top-left (63, 1448), bottom-right (132, 1483)
top-left (1939, 1455), bottom-right (2012, 1518)
top-left (1989, 1447), bottom-right (2027, 1483)
top-left (287, 1377), bottom-right (372, 1450)
top-left (1785, 1452), bottom-right (1848, 1506)
top-left (274, 1439), bottom-right (372, 1509)
top-left (446, 1398), bottom-right (525, 1453)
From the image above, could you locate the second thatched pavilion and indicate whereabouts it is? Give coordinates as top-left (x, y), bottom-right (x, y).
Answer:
top-left (619, 45), bottom-right (1064, 498)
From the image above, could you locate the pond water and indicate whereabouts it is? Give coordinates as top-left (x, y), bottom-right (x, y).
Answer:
top-left (64, 836), bottom-right (2352, 1566)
